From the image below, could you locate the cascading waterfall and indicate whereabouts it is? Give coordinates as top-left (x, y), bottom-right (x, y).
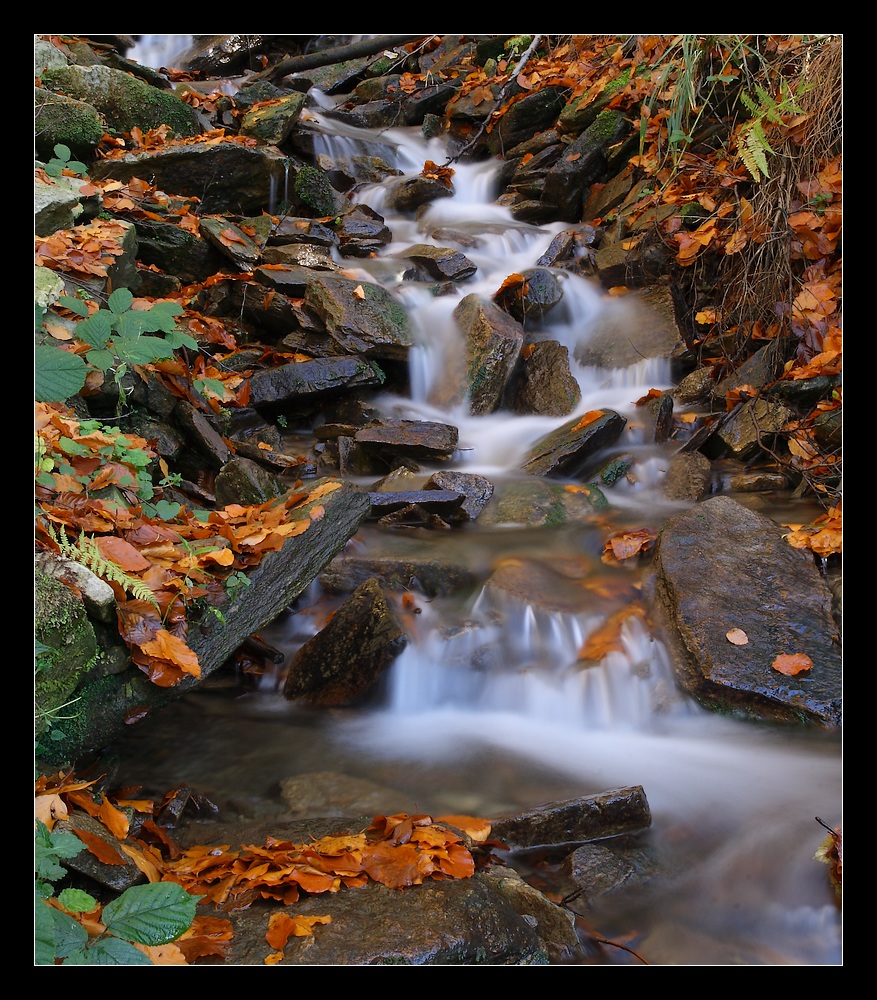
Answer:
top-left (110, 67), bottom-right (842, 965)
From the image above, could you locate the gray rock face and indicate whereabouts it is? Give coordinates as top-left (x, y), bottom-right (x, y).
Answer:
top-left (649, 496), bottom-right (842, 727)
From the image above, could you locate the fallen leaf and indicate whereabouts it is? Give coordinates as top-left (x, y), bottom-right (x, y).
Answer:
top-left (772, 653), bottom-right (813, 675)
top-left (726, 628), bottom-right (749, 645)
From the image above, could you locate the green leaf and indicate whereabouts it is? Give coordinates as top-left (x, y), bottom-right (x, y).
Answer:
top-left (194, 377), bottom-right (227, 399)
top-left (108, 287), bottom-right (134, 314)
top-left (85, 347), bottom-right (115, 372)
top-left (54, 144), bottom-right (72, 161)
top-left (145, 499), bottom-right (183, 521)
top-left (164, 327), bottom-right (198, 350)
top-left (75, 309), bottom-right (115, 348)
top-left (100, 882), bottom-right (200, 946)
top-left (58, 887), bottom-right (97, 913)
top-left (34, 344), bottom-right (88, 403)
top-left (35, 894), bottom-right (88, 963)
top-left (115, 336), bottom-right (177, 365)
top-left (76, 937), bottom-right (154, 965)
top-left (58, 294), bottom-right (91, 317)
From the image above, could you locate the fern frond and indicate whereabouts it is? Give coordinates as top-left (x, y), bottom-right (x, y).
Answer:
top-left (45, 523), bottom-right (159, 608)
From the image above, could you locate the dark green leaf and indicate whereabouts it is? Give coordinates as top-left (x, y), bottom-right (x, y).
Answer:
top-left (101, 882), bottom-right (200, 946)
top-left (34, 346), bottom-right (88, 403)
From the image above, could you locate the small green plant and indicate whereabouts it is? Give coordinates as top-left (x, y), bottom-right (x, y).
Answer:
top-left (36, 418), bottom-right (156, 504)
top-left (35, 287), bottom-right (197, 408)
top-left (737, 79), bottom-right (812, 181)
top-left (44, 143), bottom-right (88, 178)
top-left (35, 821), bottom-right (200, 965)
top-left (224, 569), bottom-right (251, 604)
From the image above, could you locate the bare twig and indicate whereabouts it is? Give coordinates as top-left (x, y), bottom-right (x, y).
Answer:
top-left (444, 34), bottom-right (545, 165)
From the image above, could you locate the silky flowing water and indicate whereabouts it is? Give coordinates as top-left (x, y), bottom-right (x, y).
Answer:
top-left (111, 40), bottom-right (842, 965)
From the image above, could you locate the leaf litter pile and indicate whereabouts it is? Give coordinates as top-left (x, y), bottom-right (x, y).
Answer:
top-left (36, 769), bottom-right (503, 964)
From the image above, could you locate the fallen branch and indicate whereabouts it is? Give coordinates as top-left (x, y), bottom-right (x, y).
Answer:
top-left (246, 35), bottom-right (428, 84)
top-left (445, 34), bottom-right (545, 165)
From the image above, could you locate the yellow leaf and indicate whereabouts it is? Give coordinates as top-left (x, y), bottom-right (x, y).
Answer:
top-left (353, 284), bottom-right (366, 300)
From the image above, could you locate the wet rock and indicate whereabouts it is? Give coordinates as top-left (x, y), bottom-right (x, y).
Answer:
top-left (384, 174), bottom-right (456, 213)
top-left (491, 786), bottom-right (652, 851)
top-left (320, 555), bottom-right (478, 598)
top-left (38, 63), bottom-right (202, 138)
top-left (90, 142), bottom-right (291, 215)
top-left (661, 452), bottom-right (713, 502)
top-left (128, 216), bottom-right (225, 284)
top-left (238, 92), bottom-right (307, 144)
top-left (555, 835), bottom-right (663, 907)
top-left (367, 490), bottom-right (464, 518)
top-left (424, 470), bottom-right (495, 521)
top-left (354, 418), bottom-right (459, 462)
top-left (508, 340), bottom-right (581, 416)
top-left (428, 294), bottom-right (524, 415)
top-left (496, 267), bottom-right (564, 325)
top-left (334, 204), bottom-right (393, 257)
top-left (213, 455), bottom-right (287, 507)
top-left (304, 271), bottom-right (412, 360)
top-left (521, 409), bottom-right (627, 478)
top-left (705, 397), bottom-right (794, 462)
top-left (283, 577), bottom-right (407, 705)
top-left (649, 495), bottom-right (842, 727)
top-left (248, 356), bottom-right (387, 407)
top-left (477, 478), bottom-right (601, 526)
top-left (574, 285), bottom-right (682, 369)
top-left (391, 243), bottom-right (477, 281)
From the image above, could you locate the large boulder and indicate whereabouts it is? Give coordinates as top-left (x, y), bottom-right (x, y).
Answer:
top-left (649, 496), bottom-right (842, 727)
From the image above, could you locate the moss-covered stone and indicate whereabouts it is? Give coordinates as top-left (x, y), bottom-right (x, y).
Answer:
top-left (40, 64), bottom-right (202, 138)
top-left (34, 571), bottom-right (98, 738)
top-left (34, 87), bottom-right (105, 161)
top-left (294, 164), bottom-right (346, 217)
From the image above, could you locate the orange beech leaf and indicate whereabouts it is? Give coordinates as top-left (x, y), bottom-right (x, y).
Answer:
top-left (437, 841), bottom-right (476, 878)
top-left (35, 793), bottom-right (68, 830)
top-left (577, 605), bottom-right (647, 661)
top-left (140, 629), bottom-right (202, 678)
top-left (94, 536), bottom-right (151, 573)
top-left (772, 653), bottom-right (813, 675)
top-left (176, 915), bottom-right (235, 963)
top-left (70, 825), bottom-right (127, 865)
top-left (436, 815), bottom-right (492, 843)
top-left (133, 942), bottom-right (189, 964)
top-left (266, 911), bottom-right (332, 950)
top-left (96, 798), bottom-right (131, 840)
top-left (602, 528), bottom-right (656, 563)
top-left (571, 410), bottom-right (603, 432)
top-left (726, 628), bottom-right (749, 645)
top-left (360, 840), bottom-right (437, 888)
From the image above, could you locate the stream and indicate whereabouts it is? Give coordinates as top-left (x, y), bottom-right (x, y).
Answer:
top-left (112, 36), bottom-right (843, 966)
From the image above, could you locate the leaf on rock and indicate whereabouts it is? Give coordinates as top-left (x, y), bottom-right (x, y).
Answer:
top-left (70, 825), bottom-right (127, 865)
top-left (726, 628), bottom-right (749, 645)
top-left (772, 652), bottom-right (813, 675)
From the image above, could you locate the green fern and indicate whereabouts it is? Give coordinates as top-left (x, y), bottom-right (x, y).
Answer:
top-left (46, 523), bottom-right (159, 609)
top-left (737, 79), bottom-right (811, 181)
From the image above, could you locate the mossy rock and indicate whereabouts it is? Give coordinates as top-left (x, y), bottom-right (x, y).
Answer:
top-left (34, 87), bottom-right (104, 161)
top-left (34, 571), bottom-right (98, 738)
top-left (40, 63), bottom-right (202, 138)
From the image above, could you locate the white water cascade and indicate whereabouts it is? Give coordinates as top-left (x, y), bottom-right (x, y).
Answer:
top-left (110, 54), bottom-right (842, 966)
